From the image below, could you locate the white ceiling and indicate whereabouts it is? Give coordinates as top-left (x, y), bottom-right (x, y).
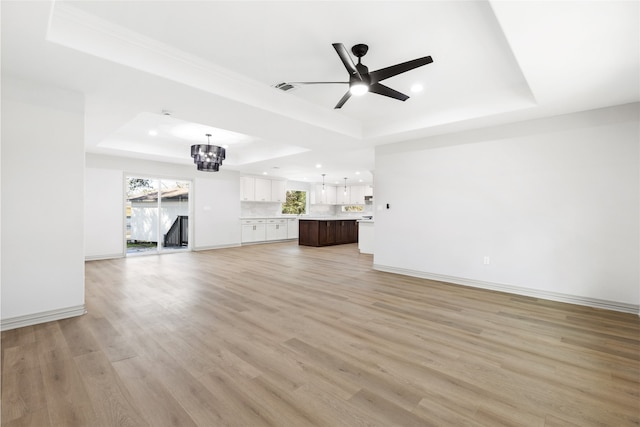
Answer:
top-left (2, 1), bottom-right (638, 184)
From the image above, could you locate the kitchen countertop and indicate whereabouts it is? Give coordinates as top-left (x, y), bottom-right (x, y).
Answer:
top-left (240, 216), bottom-right (370, 221)
top-left (299, 217), bottom-right (361, 221)
top-left (240, 216), bottom-right (298, 219)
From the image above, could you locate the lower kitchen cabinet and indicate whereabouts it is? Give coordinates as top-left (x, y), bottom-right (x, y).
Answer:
top-left (241, 220), bottom-right (266, 243)
top-left (299, 219), bottom-right (358, 247)
top-left (241, 218), bottom-right (296, 244)
top-left (335, 219), bottom-right (358, 244)
top-left (287, 218), bottom-right (299, 239)
top-left (266, 219), bottom-right (288, 240)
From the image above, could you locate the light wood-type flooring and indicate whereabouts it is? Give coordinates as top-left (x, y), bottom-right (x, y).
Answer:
top-left (2, 242), bottom-right (639, 426)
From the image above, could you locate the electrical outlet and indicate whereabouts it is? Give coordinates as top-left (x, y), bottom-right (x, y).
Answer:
top-left (483, 256), bottom-right (490, 265)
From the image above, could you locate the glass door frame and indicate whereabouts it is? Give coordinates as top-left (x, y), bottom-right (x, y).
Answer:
top-left (124, 174), bottom-right (193, 256)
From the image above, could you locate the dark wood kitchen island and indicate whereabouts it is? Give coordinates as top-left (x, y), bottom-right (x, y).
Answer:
top-left (298, 218), bottom-right (358, 247)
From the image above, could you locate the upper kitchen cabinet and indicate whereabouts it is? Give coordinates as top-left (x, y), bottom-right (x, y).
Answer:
top-left (271, 180), bottom-right (286, 203)
top-left (336, 186), bottom-right (350, 205)
top-left (240, 176), bottom-right (287, 202)
top-left (335, 185), bottom-right (368, 205)
top-left (240, 176), bottom-right (255, 201)
top-left (364, 185), bottom-right (373, 197)
top-left (254, 178), bottom-right (271, 201)
top-left (312, 184), bottom-right (373, 205)
top-left (348, 185), bottom-right (366, 205)
top-left (312, 184), bottom-right (337, 205)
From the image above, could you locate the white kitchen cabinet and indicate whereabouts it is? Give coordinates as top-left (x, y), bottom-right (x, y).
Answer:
top-left (364, 185), bottom-right (374, 197)
top-left (334, 185), bottom-right (367, 205)
top-left (240, 177), bottom-right (256, 201)
top-left (313, 184), bottom-right (337, 205)
top-left (336, 186), bottom-right (350, 205)
top-left (241, 176), bottom-right (287, 202)
top-left (266, 219), bottom-right (288, 240)
top-left (254, 178), bottom-right (272, 202)
top-left (241, 218), bottom-right (297, 244)
top-left (287, 218), bottom-right (298, 239)
top-left (271, 180), bottom-right (286, 202)
top-left (358, 221), bottom-right (374, 254)
top-left (349, 185), bottom-right (366, 204)
top-left (241, 219), bottom-right (266, 242)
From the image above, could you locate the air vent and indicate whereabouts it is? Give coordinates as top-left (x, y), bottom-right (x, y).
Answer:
top-left (273, 82), bottom-right (297, 92)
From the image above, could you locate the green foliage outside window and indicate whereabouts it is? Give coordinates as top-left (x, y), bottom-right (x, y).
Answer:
top-left (342, 205), bottom-right (364, 212)
top-left (282, 190), bottom-right (307, 214)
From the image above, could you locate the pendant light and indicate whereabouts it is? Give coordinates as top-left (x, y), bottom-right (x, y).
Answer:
top-left (343, 177), bottom-right (348, 195)
top-left (321, 173), bottom-right (326, 193)
top-left (191, 133), bottom-right (226, 172)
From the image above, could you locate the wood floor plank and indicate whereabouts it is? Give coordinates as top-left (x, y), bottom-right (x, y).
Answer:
top-left (197, 367), bottom-right (277, 426)
top-left (2, 407), bottom-right (51, 427)
top-left (1, 343), bottom-right (47, 424)
top-left (111, 356), bottom-right (198, 427)
top-left (2, 242), bottom-right (639, 426)
top-left (57, 317), bottom-right (101, 358)
top-left (72, 350), bottom-right (148, 426)
top-left (124, 333), bottom-right (234, 426)
top-left (38, 346), bottom-right (99, 426)
top-left (348, 388), bottom-right (434, 427)
top-left (85, 316), bottom-right (138, 363)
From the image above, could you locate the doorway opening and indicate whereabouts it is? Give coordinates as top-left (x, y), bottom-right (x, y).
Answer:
top-left (125, 177), bottom-right (191, 255)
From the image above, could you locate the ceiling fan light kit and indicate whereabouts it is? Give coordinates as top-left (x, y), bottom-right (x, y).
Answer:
top-left (349, 82), bottom-right (368, 96)
top-left (289, 43), bottom-right (433, 109)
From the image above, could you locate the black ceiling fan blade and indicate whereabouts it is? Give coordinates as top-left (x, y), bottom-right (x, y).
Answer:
top-left (332, 43), bottom-right (363, 80)
top-left (334, 91), bottom-right (352, 109)
top-left (370, 56), bottom-right (433, 83)
top-left (368, 83), bottom-right (409, 101)
top-left (289, 81), bottom-right (349, 85)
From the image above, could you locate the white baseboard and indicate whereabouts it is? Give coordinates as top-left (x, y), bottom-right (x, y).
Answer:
top-left (1, 305), bottom-right (87, 331)
top-left (373, 264), bottom-right (639, 316)
top-left (240, 238), bottom-right (297, 246)
top-left (85, 252), bottom-right (124, 261)
top-left (193, 243), bottom-right (241, 251)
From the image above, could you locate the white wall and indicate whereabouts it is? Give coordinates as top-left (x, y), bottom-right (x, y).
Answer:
top-left (85, 168), bottom-right (124, 259)
top-left (1, 78), bottom-right (86, 328)
top-left (85, 153), bottom-right (241, 257)
top-left (374, 103), bottom-right (639, 312)
top-left (194, 176), bottom-right (241, 248)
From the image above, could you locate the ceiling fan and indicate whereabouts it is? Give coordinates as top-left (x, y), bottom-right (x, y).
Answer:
top-left (290, 43), bottom-right (433, 109)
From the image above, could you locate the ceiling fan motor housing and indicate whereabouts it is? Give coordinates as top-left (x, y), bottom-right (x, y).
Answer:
top-left (351, 44), bottom-right (369, 58)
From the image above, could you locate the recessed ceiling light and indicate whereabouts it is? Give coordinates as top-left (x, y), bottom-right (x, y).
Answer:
top-left (148, 130), bottom-right (158, 136)
top-left (355, 171), bottom-right (360, 175)
top-left (359, 179), bottom-right (363, 182)
top-left (315, 164), bottom-right (322, 168)
top-left (411, 83), bottom-right (423, 93)
top-left (263, 172), bottom-right (268, 175)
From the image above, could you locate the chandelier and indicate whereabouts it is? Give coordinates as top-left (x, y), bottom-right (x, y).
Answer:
top-left (190, 133), bottom-right (226, 172)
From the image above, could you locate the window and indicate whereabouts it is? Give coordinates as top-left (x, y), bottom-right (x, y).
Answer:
top-left (282, 190), bottom-right (307, 214)
top-left (342, 205), bottom-right (364, 212)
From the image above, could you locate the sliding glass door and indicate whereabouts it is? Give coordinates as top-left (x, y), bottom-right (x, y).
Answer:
top-left (125, 176), bottom-right (190, 255)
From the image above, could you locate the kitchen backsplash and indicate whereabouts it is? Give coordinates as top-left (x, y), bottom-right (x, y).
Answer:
top-left (241, 202), bottom-right (284, 217)
top-left (241, 201), bottom-right (373, 218)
